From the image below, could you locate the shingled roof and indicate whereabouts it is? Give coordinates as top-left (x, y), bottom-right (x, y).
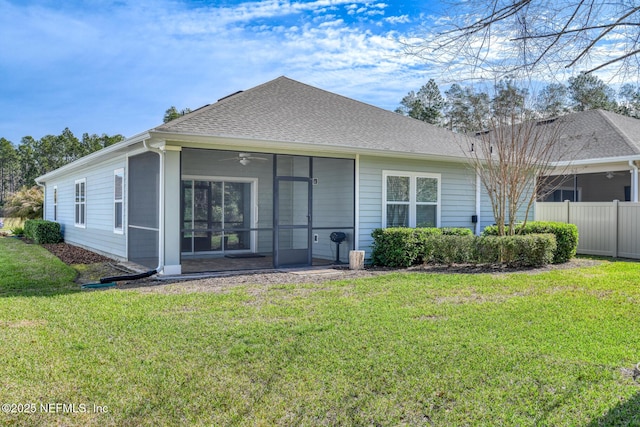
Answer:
top-left (546, 109), bottom-right (640, 162)
top-left (153, 76), bottom-right (468, 159)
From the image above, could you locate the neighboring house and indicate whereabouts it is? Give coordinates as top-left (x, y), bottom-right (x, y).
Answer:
top-left (36, 76), bottom-right (496, 275)
top-left (537, 109), bottom-right (640, 203)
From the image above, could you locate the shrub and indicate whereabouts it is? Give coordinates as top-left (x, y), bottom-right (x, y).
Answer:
top-left (370, 227), bottom-right (473, 267)
top-left (371, 227), bottom-right (556, 268)
top-left (24, 220), bottom-right (62, 244)
top-left (428, 235), bottom-right (475, 265)
top-left (370, 228), bottom-right (422, 267)
top-left (441, 227), bottom-right (473, 236)
top-left (474, 234), bottom-right (556, 267)
top-left (482, 221), bottom-right (578, 263)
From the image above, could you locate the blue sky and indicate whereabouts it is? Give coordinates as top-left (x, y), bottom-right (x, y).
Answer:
top-left (0, 0), bottom-right (449, 143)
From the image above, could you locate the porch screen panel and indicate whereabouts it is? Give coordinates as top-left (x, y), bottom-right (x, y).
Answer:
top-left (311, 157), bottom-right (355, 263)
top-left (128, 151), bottom-right (160, 269)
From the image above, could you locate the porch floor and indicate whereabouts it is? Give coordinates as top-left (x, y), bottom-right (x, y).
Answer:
top-left (181, 256), bottom-right (336, 273)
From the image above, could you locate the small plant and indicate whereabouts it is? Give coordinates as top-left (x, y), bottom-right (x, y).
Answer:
top-left (10, 226), bottom-right (24, 237)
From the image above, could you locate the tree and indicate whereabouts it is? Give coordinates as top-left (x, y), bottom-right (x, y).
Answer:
top-left (0, 138), bottom-right (18, 206)
top-left (163, 106), bottom-right (192, 123)
top-left (491, 79), bottom-right (529, 121)
top-left (567, 73), bottom-right (617, 111)
top-left (443, 84), bottom-right (491, 133)
top-left (535, 83), bottom-right (570, 118)
top-left (617, 84), bottom-right (640, 118)
top-left (466, 103), bottom-right (572, 236)
top-left (396, 79), bottom-right (445, 124)
top-left (3, 186), bottom-right (43, 220)
top-left (406, 1), bottom-right (640, 78)
top-left (81, 133), bottom-right (124, 155)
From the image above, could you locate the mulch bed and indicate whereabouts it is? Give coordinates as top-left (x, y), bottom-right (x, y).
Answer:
top-left (42, 242), bottom-right (113, 265)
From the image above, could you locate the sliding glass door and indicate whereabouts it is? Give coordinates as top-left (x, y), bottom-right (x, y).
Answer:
top-left (181, 179), bottom-right (256, 255)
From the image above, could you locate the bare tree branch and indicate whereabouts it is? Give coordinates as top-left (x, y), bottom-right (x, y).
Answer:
top-left (407, 1), bottom-right (640, 78)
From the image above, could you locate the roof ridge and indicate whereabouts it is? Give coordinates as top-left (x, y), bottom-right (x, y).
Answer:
top-left (596, 109), bottom-right (640, 154)
top-left (280, 76), bottom-right (434, 126)
top-left (154, 76), bottom-right (289, 131)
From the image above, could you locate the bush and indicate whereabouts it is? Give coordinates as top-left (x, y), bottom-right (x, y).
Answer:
top-left (475, 234), bottom-right (556, 267)
top-left (482, 221), bottom-right (578, 263)
top-left (371, 227), bottom-right (556, 268)
top-left (370, 227), bottom-right (473, 267)
top-left (24, 220), bottom-right (62, 244)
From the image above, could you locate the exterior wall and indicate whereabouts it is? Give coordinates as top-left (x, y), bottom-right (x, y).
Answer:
top-left (357, 155), bottom-right (489, 258)
top-left (44, 155), bottom-right (127, 259)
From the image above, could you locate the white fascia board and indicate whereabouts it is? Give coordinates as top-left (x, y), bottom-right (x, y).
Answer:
top-left (148, 130), bottom-right (470, 164)
top-left (35, 131), bottom-right (151, 183)
top-left (552, 155), bottom-right (640, 167)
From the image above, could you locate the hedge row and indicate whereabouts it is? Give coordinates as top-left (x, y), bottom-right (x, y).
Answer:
top-left (482, 221), bottom-right (578, 263)
top-left (370, 226), bottom-right (558, 268)
top-left (370, 227), bottom-right (473, 267)
top-left (24, 219), bottom-right (62, 244)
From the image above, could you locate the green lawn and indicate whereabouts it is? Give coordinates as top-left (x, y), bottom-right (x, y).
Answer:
top-left (1, 238), bottom-right (640, 426)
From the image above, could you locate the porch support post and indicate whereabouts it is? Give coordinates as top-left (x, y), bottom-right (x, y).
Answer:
top-left (629, 160), bottom-right (639, 202)
top-left (163, 146), bottom-right (182, 275)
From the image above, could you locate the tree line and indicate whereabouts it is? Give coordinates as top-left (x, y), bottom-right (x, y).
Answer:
top-left (0, 129), bottom-right (124, 207)
top-left (395, 73), bottom-right (640, 133)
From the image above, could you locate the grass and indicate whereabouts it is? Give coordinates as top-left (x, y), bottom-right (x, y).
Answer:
top-left (1, 238), bottom-right (640, 425)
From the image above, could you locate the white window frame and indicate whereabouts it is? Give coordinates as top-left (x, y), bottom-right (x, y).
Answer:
top-left (75, 178), bottom-right (86, 228)
top-left (382, 171), bottom-right (441, 228)
top-left (114, 168), bottom-right (124, 234)
top-left (53, 186), bottom-right (58, 222)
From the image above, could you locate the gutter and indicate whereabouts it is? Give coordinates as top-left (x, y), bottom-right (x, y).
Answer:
top-left (553, 155), bottom-right (640, 168)
top-left (35, 131), bottom-right (152, 183)
top-left (149, 130), bottom-right (474, 165)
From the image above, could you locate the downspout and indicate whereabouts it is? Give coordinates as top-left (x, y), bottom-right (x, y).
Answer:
top-left (35, 179), bottom-right (46, 220)
top-left (630, 160), bottom-right (639, 202)
top-left (143, 140), bottom-right (165, 274)
top-left (475, 172), bottom-right (481, 235)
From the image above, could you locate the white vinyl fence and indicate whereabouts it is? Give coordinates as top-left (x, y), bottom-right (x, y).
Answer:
top-left (536, 201), bottom-right (640, 259)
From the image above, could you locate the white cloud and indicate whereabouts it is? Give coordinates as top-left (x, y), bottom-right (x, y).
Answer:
top-left (385, 15), bottom-right (410, 24)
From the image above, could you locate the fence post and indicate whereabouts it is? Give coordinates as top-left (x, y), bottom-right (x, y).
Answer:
top-left (565, 200), bottom-right (571, 223)
top-left (612, 200), bottom-right (619, 258)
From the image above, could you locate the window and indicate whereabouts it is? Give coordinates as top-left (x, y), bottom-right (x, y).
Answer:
top-left (75, 179), bottom-right (86, 227)
top-left (383, 172), bottom-right (440, 228)
top-left (544, 187), bottom-right (581, 202)
top-left (53, 186), bottom-right (58, 221)
top-left (114, 169), bottom-right (124, 233)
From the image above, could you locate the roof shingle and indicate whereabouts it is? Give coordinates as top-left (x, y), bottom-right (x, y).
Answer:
top-left (153, 76), bottom-right (467, 158)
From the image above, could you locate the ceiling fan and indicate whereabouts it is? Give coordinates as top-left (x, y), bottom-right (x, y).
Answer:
top-left (219, 152), bottom-right (268, 166)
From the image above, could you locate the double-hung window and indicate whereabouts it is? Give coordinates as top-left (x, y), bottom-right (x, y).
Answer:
top-left (114, 169), bottom-right (124, 233)
top-left (383, 171), bottom-right (440, 228)
top-left (75, 179), bottom-right (86, 227)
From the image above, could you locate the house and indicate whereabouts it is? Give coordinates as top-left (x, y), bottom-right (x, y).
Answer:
top-left (537, 109), bottom-right (640, 203)
top-left (36, 76), bottom-right (496, 275)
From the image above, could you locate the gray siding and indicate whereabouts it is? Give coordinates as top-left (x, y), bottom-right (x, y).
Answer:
top-left (44, 156), bottom-right (127, 259)
top-left (358, 156), bottom-right (481, 257)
